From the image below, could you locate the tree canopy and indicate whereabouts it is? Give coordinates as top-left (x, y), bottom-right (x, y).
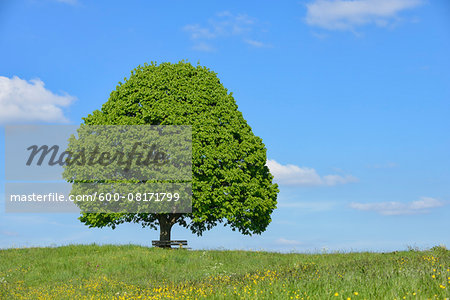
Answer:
top-left (74, 61), bottom-right (278, 241)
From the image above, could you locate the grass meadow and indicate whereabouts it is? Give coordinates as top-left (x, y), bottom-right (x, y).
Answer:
top-left (0, 244), bottom-right (449, 299)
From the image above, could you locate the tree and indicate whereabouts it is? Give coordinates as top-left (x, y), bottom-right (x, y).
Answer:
top-left (71, 61), bottom-right (278, 245)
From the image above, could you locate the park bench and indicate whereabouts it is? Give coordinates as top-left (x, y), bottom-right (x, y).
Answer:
top-left (152, 240), bottom-right (189, 249)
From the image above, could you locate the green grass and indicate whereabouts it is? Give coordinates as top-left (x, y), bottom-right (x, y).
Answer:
top-left (0, 244), bottom-right (449, 299)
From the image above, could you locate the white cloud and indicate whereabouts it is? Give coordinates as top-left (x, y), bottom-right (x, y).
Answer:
top-left (266, 159), bottom-right (358, 186)
top-left (276, 238), bottom-right (302, 246)
top-left (244, 39), bottom-right (271, 48)
top-left (0, 230), bottom-right (19, 237)
top-left (54, 0), bottom-right (78, 5)
top-left (305, 0), bottom-right (423, 31)
top-left (323, 174), bottom-right (358, 185)
top-left (350, 197), bottom-right (446, 215)
top-left (278, 201), bottom-right (336, 212)
top-left (367, 162), bottom-right (398, 169)
top-left (183, 11), bottom-right (269, 50)
top-left (183, 12), bottom-right (254, 40)
top-left (0, 76), bottom-right (75, 124)
top-left (191, 42), bottom-right (215, 52)
top-left (183, 24), bottom-right (216, 39)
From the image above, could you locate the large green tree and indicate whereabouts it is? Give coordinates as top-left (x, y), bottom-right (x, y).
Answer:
top-left (76, 61), bottom-right (278, 244)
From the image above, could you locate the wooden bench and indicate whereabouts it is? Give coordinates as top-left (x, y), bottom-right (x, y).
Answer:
top-left (152, 240), bottom-right (188, 249)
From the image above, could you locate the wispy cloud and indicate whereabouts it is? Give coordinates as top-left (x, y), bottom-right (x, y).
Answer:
top-left (350, 197), bottom-right (446, 215)
top-left (276, 238), bottom-right (302, 246)
top-left (2, 215), bottom-right (78, 227)
top-left (244, 39), bottom-right (272, 48)
top-left (305, 0), bottom-right (423, 31)
top-left (0, 76), bottom-right (75, 124)
top-left (266, 159), bottom-right (358, 186)
top-left (54, 0), bottom-right (78, 5)
top-left (183, 24), bottom-right (216, 39)
top-left (367, 162), bottom-right (398, 169)
top-left (191, 42), bottom-right (216, 52)
top-left (277, 201), bottom-right (336, 212)
top-left (183, 11), bottom-right (270, 51)
top-left (0, 230), bottom-right (19, 237)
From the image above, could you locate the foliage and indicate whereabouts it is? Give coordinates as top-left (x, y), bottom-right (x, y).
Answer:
top-left (74, 61), bottom-right (278, 238)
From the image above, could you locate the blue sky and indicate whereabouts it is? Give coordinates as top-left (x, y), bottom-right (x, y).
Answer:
top-left (0, 0), bottom-right (449, 252)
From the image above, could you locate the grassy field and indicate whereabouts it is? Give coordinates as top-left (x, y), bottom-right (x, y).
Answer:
top-left (0, 245), bottom-right (449, 299)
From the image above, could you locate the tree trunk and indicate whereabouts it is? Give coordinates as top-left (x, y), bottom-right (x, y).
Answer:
top-left (157, 214), bottom-right (180, 248)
